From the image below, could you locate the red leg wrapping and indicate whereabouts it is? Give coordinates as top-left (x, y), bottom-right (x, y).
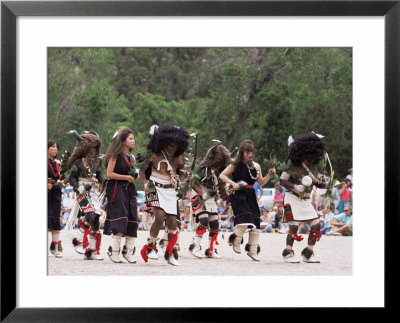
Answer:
top-left (209, 232), bottom-right (219, 256)
top-left (196, 224), bottom-right (207, 237)
top-left (308, 229), bottom-right (322, 244)
top-left (166, 232), bottom-right (179, 257)
top-left (140, 244), bottom-right (157, 262)
top-left (289, 230), bottom-right (304, 242)
top-left (82, 228), bottom-right (90, 249)
top-left (95, 232), bottom-right (101, 254)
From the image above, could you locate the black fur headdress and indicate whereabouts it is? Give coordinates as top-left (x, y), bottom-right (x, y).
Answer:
top-left (68, 130), bottom-right (102, 161)
top-left (287, 132), bottom-right (325, 166)
top-left (147, 124), bottom-right (190, 157)
top-left (199, 144), bottom-right (231, 171)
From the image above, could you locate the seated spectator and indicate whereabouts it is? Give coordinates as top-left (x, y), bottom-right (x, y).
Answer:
top-left (339, 180), bottom-right (352, 213)
top-left (331, 180), bottom-right (341, 214)
top-left (321, 206), bottom-right (335, 234)
top-left (269, 206), bottom-right (277, 231)
top-left (260, 208), bottom-right (273, 233)
top-left (64, 182), bottom-right (74, 198)
top-left (273, 186), bottom-right (284, 207)
top-left (253, 181), bottom-right (264, 215)
top-left (328, 205), bottom-right (353, 236)
top-left (60, 207), bottom-right (71, 230)
top-left (226, 207), bottom-right (235, 232)
top-left (180, 205), bottom-right (191, 231)
top-left (276, 204), bottom-right (287, 233)
top-left (298, 222), bottom-right (310, 234)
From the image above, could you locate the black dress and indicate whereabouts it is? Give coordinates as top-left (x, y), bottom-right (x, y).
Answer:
top-left (48, 159), bottom-right (62, 231)
top-left (229, 162), bottom-right (261, 229)
top-left (103, 153), bottom-right (139, 237)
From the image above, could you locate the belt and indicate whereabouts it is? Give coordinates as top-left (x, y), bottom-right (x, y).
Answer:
top-left (290, 191), bottom-right (311, 199)
top-left (154, 181), bottom-right (174, 189)
top-left (245, 185), bottom-right (253, 189)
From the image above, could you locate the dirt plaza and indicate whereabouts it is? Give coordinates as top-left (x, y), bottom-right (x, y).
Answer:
top-left (48, 229), bottom-right (352, 276)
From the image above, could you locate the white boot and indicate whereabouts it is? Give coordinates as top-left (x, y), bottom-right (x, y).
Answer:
top-left (107, 235), bottom-right (122, 263)
top-left (302, 247), bottom-right (320, 263)
top-left (206, 234), bottom-right (221, 259)
top-left (282, 248), bottom-right (300, 263)
top-left (167, 248), bottom-right (180, 266)
top-left (303, 254), bottom-right (320, 263)
top-left (247, 230), bottom-right (260, 261)
top-left (122, 237), bottom-right (137, 263)
top-left (230, 225), bottom-right (247, 254)
top-left (206, 248), bottom-right (221, 259)
top-left (50, 241), bottom-right (63, 258)
top-left (147, 238), bottom-right (159, 260)
top-left (84, 234), bottom-right (104, 260)
top-left (168, 255), bottom-right (179, 266)
top-left (191, 235), bottom-right (203, 258)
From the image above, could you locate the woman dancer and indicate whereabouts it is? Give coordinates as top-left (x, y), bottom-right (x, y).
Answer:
top-left (48, 140), bottom-right (63, 257)
top-left (103, 127), bottom-right (139, 263)
top-left (220, 140), bottom-right (275, 261)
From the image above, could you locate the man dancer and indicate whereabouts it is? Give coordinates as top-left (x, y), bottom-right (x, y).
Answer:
top-left (279, 132), bottom-right (329, 263)
top-left (139, 125), bottom-right (190, 266)
top-left (189, 143), bottom-right (232, 259)
top-left (61, 130), bottom-right (105, 260)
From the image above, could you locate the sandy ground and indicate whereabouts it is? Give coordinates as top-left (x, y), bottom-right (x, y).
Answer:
top-left (48, 229), bottom-right (352, 276)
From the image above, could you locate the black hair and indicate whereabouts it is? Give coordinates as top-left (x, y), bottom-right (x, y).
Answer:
top-left (48, 139), bottom-right (59, 150)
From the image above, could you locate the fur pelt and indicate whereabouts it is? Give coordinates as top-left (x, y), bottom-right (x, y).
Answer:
top-left (199, 144), bottom-right (231, 170)
top-left (287, 132), bottom-right (325, 166)
top-left (70, 133), bottom-right (102, 162)
top-left (147, 124), bottom-right (190, 156)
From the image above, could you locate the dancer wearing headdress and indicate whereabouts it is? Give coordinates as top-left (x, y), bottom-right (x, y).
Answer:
top-left (220, 140), bottom-right (276, 261)
top-left (103, 127), bottom-right (139, 264)
top-left (61, 130), bottom-right (105, 260)
top-left (279, 132), bottom-right (329, 263)
top-left (139, 125), bottom-right (190, 266)
top-left (48, 139), bottom-right (64, 257)
top-left (188, 143), bottom-right (232, 259)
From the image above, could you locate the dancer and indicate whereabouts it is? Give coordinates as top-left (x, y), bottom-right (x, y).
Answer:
top-left (48, 140), bottom-right (64, 257)
top-left (279, 132), bottom-right (329, 263)
top-left (103, 127), bottom-right (139, 263)
top-left (139, 125), bottom-right (190, 266)
top-left (220, 140), bottom-right (275, 261)
top-left (61, 130), bottom-right (104, 260)
top-left (188, 143), bottom-right (232, 259)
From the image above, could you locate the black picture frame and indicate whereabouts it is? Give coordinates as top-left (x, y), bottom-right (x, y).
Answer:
top-left (1, 1), bottom-right (396, 321)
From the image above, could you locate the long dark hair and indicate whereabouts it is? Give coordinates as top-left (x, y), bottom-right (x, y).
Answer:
top-left (232, 140), bottom-right (255, 166)
top-left (104, 126), bottom-right (135, 168)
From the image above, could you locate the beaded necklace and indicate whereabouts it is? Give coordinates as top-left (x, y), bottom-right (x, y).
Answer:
top-left (245, 161), bottom-right (259, 180)
top-left (48, 159), bottom-right (60, 178)
top-left (120, 152), bottom-right (134, 169)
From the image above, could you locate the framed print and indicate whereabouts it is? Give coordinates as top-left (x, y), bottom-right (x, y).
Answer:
top-left (1, 0), bottom-right (397, 321)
